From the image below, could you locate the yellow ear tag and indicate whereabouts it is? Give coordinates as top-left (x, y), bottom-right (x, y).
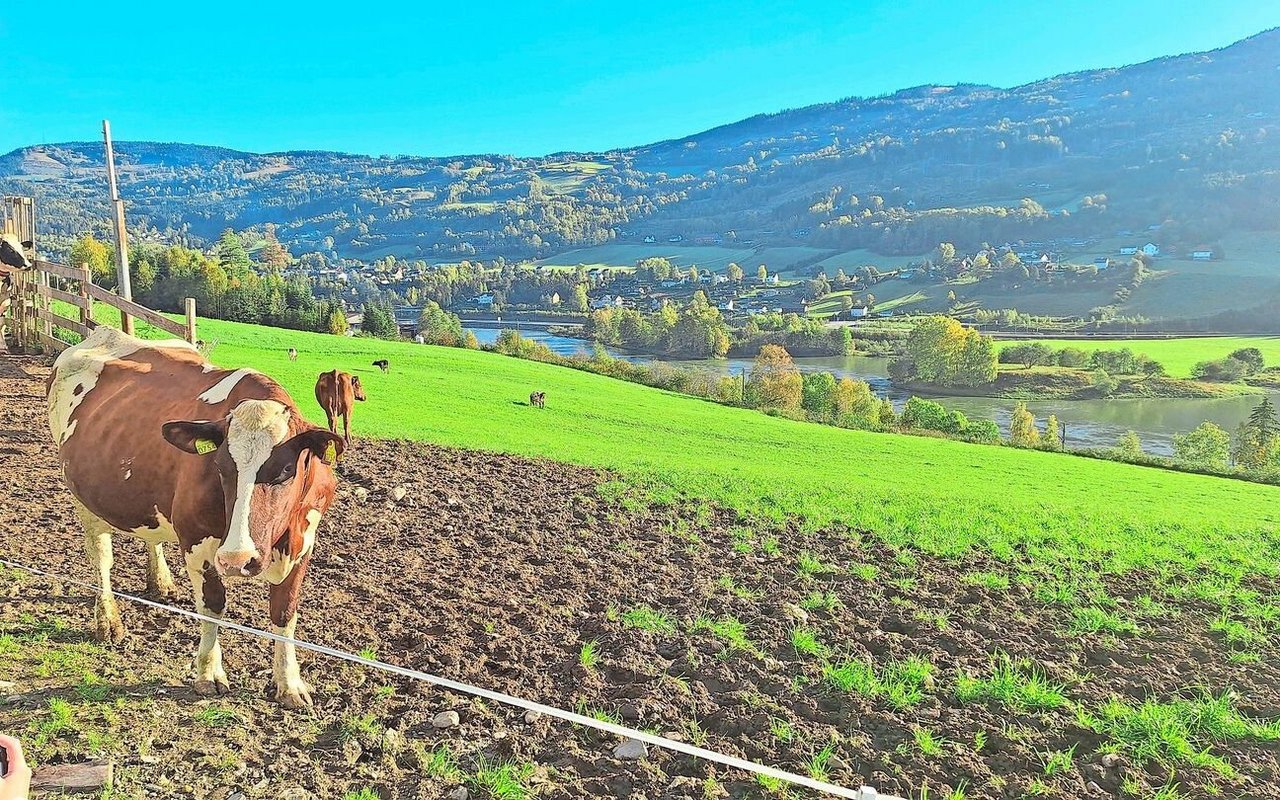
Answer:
top-left (194, 438), bottom-right (217, 455)
top-left (323, 441), bottom-right (338, 465)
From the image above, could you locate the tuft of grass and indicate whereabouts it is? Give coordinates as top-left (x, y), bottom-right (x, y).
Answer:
top-left (769, 717), bottom-right (793, 743)
top-left (789, 627), bottom-right (826, 658)
top-left (470, 758), bottom-right (537, 800)
top-left (806, 742), bottom-right (838, 781)
top-left (911, 727), bottom-right (946, 757)
top-left (420, 745), bottom-right (463, 782)
top-left (356, 646), bottom-right (379, 661)
top-left (691, 615), bottom-right (763, 658)
top-left (1041, 744), bottom-right (1077, 776)
top-left (579, 640), bottom-right (601, 670)
top-left (339, 712), bottom-right (379, 743)
top-left (621, 605), bottom-right (677, 635)
top-left (824, 655), bottom-right (934, 708)
top-left (1068, 606), bottom-right (1139, 635)
top-left (1078, 691), bottom-right (1279, 776)
top-left (796, 552), bottom-right (834, 578)
top-left (954, 653), bottom-right (1068, 712)
top-left (849, 563), bottom-right (878, 581)
top-left (341, 791), bottom-right (381, 800)
top-left (799, 590), bottom-right (840, 613)
top-left (963, 571), bottom-right (1010, 591)
top-left (193, 706), bottom-right (242, 728)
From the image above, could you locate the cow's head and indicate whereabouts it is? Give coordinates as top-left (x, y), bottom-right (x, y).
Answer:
top-left (0, 234), bottom-right (33, 271)
top-left (162, 400), bottom-right (344, 578)
top-left (351, 375), bottom-right (366, 402)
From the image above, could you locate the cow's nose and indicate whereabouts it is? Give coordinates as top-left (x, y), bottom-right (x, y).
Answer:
top-left (216, 551), bottom-right (261, 577)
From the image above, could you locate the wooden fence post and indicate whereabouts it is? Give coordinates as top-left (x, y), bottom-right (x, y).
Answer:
top-left (79, 263), bottom-right (92, 329)
top-left (184, 297), bottom-right (197, 344)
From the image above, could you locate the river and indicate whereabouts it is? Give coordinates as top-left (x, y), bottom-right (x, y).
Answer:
top-left (464, 326), bottom-right (1272, 455)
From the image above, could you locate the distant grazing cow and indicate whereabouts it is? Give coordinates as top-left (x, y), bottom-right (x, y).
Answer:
top-left (372, 359), bottom-right (390, 373)
top-left (288, 348), bottom-right (298, 362)
top-left (314, 370), bottom-right (366, 444)
top-left (47, 326), bottom-right (345, 708)
top-left (530, 391), bottom-right (546, 408)
top-left (0, 233), bottom-right (33, 271)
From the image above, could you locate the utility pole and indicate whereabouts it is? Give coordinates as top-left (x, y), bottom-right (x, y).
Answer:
top-left (102, 119), bottom-right (133, 335)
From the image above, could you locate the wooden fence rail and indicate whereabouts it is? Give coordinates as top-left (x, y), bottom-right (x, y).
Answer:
top-left (1, 258), bottom-right (195, 354)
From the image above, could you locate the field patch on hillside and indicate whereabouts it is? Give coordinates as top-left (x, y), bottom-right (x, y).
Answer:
top-left (995, 336), bottom-right (1280, 378)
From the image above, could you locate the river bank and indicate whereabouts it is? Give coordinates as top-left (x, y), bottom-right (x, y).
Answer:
top-left (905, 367), bottom-right (1259, 401)
top-left (461, 325), bottom-right (1277, 455)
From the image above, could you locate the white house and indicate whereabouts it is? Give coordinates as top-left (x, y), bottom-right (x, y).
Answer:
top-left (472, 293), bottom-right (495, 309)
top-left (643, 235), bottom-right (656, 243)
top-left (717, 300), bottom-right (736, 311)
top-left (769, 274), bottom-right (781, 285)
top-left (1192, 250), bottom-right (1215, 261)
top-left (1142, 243), bottom-right (1160, 257)
top-left (1119, 246), bottom-right (1139, 256)
top-left (848, 306), bottom-right (868, 318)
top-left (1093, 257), bottom-right (1110, 270)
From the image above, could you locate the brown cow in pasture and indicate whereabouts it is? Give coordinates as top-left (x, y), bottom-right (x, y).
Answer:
top-left (529, 391), bottom-right (545, 408)
top-left (47, 326), bottom-right (345, 708)
top-left (314, 370), bottom-right (366, 444)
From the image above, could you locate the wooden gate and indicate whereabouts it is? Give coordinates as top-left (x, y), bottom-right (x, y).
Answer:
top-left (1, 196), bottom-right (197, 354)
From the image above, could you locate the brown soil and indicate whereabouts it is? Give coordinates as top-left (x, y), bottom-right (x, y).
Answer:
top-left (2, 355), bottom-right (1279, 799)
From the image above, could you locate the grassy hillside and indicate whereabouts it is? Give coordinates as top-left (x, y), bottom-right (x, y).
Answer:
top-left (108, 315), bottom-right (1280, 596)
top-left (995, 336), bottom-right (1280, 378)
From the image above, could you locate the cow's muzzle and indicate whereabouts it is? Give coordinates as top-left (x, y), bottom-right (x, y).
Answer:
top-left (215, 549), bottom-right (262, 578)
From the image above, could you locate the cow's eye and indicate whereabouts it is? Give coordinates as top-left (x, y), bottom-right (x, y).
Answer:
top-left (264, 461), bottom-right (297, 485)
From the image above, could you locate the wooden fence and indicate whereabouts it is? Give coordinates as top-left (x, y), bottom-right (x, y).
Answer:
top-left (1, 258), bottom-right (196, 354)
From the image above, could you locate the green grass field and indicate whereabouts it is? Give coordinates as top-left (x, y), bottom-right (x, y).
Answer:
top-left (81, 312), bottom-right (1279, 608)
top-left (995, 336), bottom-right (1280, 378)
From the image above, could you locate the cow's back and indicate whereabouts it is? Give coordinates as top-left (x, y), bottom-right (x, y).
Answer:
top-left (48, 326), bottom-right (288, 538)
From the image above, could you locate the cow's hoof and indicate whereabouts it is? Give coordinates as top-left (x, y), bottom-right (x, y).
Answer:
top-left (194, 677), bottom-right (230, 696)
top-left (92, 604), bottom-right (125, 644)
top-left (274, 680), bottom-right (314, 709)
top-left (146, 581), bottom-right (179, 602)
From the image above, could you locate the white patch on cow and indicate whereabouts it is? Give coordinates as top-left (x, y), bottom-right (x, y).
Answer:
top-left (48, 326), bottom-right (198, 447)
top-left (123, 469), bottom-right (132, 480)
top-left (219, 400), bottom-right (291, 571)
top-left (129, 506), bottom-right (179, 546)
top-left (262, 509), bottom-right (321, 585)
top-left (198, 368), bottom-right (260, 405)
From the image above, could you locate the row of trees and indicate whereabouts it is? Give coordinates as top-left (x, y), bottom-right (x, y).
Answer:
top-left (999, 343), bottom-right (1166, 377)
top-left (584, 292), bottom-right (732, 358)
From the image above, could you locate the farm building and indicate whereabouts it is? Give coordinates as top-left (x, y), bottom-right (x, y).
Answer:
top-left (1094, 257), bottom-right (1110, 269)
top-left (1142, 243), bottom-right (1160, 257)
top-left (1119, 246), bottom-right (1139, 255)
top-left (1192, 250), bottom-right (1215, 261)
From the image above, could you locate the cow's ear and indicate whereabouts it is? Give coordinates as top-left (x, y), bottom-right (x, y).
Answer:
top-left (20, 240), bottom-right (33, 250)
top-left (162, 420), bottom-right (227, 455)
top-left (294, 429), bottom-right (345, 466)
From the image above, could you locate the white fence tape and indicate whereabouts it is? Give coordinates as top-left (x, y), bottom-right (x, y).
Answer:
top-left (0, 557), bottom-right (905, 800)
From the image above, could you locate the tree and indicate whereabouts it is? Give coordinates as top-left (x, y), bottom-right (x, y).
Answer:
top-left (362, 301), bottom-right (398, 339)
top-left (1043, 414), bottom-right (1062, 450)
top-left (833, 377), bottom-right (876, 427)
top-left (746, 345), bottom-right (802, 411)
top-left (840, 295), bottom-right (854, 313)
top-left (1173, 422), bottom-right (1230, 469)
top-left (1228, 347), bottom-right (1265, 374)
top-left (325, 306), bottom-right (349, 336)
top-left (1192, 357), bottom-right (1249, 382)
top-left (727, 263), bottom-right (744, 284)
top-left (1233, 398), bottom-right (1280, 470)
top-left (1010, 401), bottom-right (1039, 447)
top-left (215, 229), bottom-right (251, 270)
top-left (571, 283), bottom-right (589, 313)
top-left (69, 235), bottom-right (113, 286)
top-left (1116, 431), bottom-right (1144, 460)
top-left (801, 372), bottom-right (838, 420)
top-left (757, 265), bottom-right (768, 282)
top-left (1057, 347), bottom-right (1089, 368)
top-left (417, 301), bottom-right (464, 346)
top-left (936, 242), bottom-right (956, 264)
top-left (903, 316), bottom-right (996, 387)
top-left (257, 224), bottom-right (291, 271)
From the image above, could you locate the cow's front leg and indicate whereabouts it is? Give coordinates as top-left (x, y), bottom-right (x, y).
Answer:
top-left (145, 542), bottom-right (179, 600)
top-left (73, 501), bottom-right (124, 643)
top-left (185, 538), bottom-right (229, 695)
top-left (269, 554), bottom-right (313, 708)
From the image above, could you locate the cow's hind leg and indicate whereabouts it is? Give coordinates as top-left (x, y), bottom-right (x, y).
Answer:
top-left (145, 543), bottom-right (179, 601)
top-left (73, 500), bottom-right (125, 643)
top-left (185, 537), bottom-right (229, 695)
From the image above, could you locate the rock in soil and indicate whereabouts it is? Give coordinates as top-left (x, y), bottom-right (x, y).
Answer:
top-left (432, 710), bottom-right (461, 728)
top-left (612, 739), bottom-right (648, 760)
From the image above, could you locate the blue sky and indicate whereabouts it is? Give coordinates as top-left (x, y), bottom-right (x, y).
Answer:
top-left (3, 1), bottom-right (1277, 157)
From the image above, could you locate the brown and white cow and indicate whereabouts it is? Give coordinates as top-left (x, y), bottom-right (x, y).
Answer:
top-left (314, 369), bottom-right (366, 444)
top-left (47, 326), bottom-right (345, 707)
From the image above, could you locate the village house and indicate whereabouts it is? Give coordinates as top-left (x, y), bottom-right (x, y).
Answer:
top-left (1192, 249), bottom-right (1215, 261)
top-left (1094, 257), bottom-right (1110, 270)
top-left (1142, 243), bottom-right (1160, 257)
top-left (1119, 246), bottom-right (1139, 256)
